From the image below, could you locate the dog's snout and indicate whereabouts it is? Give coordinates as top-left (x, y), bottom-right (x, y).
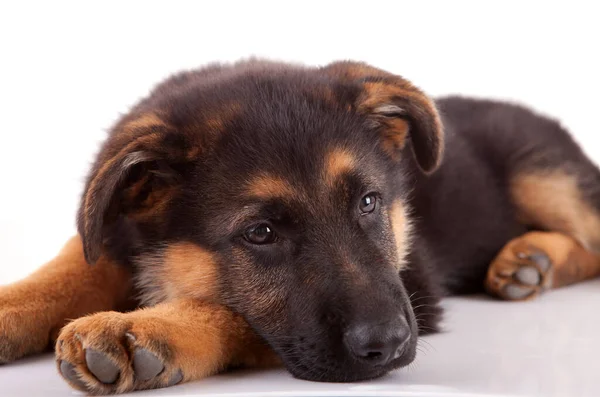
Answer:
top-left (343, 315), bottom-right (411, 366)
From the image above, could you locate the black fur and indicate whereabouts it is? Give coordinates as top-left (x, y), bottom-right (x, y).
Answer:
top-left (77, 60), bottom-right (599, 382)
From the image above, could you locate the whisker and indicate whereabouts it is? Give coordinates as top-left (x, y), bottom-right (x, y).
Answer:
top-left (418, 338), bottom-right (437, 353)
top-left (410, 295), bottom-right (438, 303)
top-left (415, 312), bottom-right (440, 317)
top-left (411, 303), bottom-right (437, 311)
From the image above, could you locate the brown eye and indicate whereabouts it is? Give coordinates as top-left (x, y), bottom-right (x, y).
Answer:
top-left (359, 194), bottom-right (377, 214)
top-left (244, 224), bottom-right (277, 244)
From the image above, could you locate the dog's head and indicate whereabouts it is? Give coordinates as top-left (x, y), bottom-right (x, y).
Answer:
top-left (77, 60), bottom-right (443, 381)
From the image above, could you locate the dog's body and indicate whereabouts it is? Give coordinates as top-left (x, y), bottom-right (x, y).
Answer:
top-left (1, 60), bottom-right (600, 394)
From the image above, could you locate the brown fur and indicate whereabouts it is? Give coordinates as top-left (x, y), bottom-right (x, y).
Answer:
top-left (134, 243), bottom-right (220, 306)
top-left (323, 61), bottom-right (444, 172)
top-left (511, 171), bottom-right (600, 251)
top-left (486, 231), bottom-right (600, 299)
top-left (389, 200), bottom-right (412, 270)
top-left (246, 173), bottom-right (299, 200)
top-left (122, 113), bottom-right (167, 133)
top-left (380, 118), bottom-right (410, 160)
top-left (322, 62), bottom-right (393, 81)
top-left (0, 236), bottom-right (132, 363)
top-left (56, 299), bottom-right (279, 394)
top-left (201, 102), bottom-right (242, 133)
top-left (324, 148), bottom-right (356, 187)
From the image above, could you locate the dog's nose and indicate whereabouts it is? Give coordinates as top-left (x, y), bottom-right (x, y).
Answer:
top-left (344, 316), bottom-right (411, 366)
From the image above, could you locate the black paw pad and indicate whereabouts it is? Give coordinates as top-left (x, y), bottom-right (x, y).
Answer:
top-left (85, 348), bottom-right (119, 384)
top-left (133, 348), bottom-right (165, 381)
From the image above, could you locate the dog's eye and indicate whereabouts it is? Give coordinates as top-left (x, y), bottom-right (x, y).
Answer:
top-left (359, 194), bottom-right (377, 214)
top-left (244, 224), bottom-right (277, 245)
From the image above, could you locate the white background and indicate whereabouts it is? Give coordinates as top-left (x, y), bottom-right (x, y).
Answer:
top-left (1, 0), bottom-right (599, 284)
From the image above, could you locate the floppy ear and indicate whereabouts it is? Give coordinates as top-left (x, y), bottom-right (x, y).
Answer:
top-left (322, 61), bottom-right (444, 173)
top-left (77, 114), bottom-right (190, 264)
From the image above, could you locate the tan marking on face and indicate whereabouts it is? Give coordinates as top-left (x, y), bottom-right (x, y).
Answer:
top-left (324, 148), bottom-right (356, 187)
top-left (511, 171), bottom-right (600, 251)
top-left (135, 243), bottom-right (219, 305)
top-left (246, 173), bottom-right (298, 200)
top-left (389, 200), bottom-right (413, 270)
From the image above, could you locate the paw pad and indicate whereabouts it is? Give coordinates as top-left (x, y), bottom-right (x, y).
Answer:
top-left (55, 315), bottom-right (183, 393)
top-left (486, 246), bottom-right (553, 301)
top-left (133, 348), bottom-right (164, 381)
top-left (85, 349), bottom-right (120, 384)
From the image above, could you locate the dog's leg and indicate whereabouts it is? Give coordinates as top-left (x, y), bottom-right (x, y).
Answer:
top-left (485, 231), bottom-right (600, 300)
top-left (55, 299), bottom-right (279, 394)
top-left (0, 236), bottom-right (132, 363)
top-left (486, 162), bottom-right (600, 300)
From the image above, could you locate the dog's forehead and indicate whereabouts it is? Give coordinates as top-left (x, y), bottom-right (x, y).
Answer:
top-left (240, 147), bottom-right (361, 200)
top-left (187, 76), bottom-right (375, 183)
top-left (135, 67), bottom-right (388, 215)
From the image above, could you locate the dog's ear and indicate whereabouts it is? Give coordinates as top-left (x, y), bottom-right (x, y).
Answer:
top-left (77, 114), bottom-right (194, 264)
top-left (322, 61), bottom-right (444, 173)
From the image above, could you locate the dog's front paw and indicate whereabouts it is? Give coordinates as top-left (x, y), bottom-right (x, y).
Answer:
top-left (56, 312), bottom-right (183, 395)
top-left (485, 238), bottom-right (553, 300)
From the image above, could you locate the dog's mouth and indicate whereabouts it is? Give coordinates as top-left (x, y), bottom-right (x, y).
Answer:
top-left (273, 311), bottom-right (418, 383)
top-left (279, 336), bottom-right (417, 382)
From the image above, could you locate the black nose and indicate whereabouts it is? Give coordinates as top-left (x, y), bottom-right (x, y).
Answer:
top-left (344, 316), bottom-right (411, 366)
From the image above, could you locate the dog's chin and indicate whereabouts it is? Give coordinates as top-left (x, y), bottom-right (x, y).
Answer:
top-left (284, 339), bottom-right (418, 383)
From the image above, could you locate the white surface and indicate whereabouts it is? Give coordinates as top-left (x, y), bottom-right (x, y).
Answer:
top-left (3, 280), bottom-right (599, 397)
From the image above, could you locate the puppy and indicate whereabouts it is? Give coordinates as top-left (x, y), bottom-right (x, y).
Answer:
top-left (1, 59), bottom-right (599, 394)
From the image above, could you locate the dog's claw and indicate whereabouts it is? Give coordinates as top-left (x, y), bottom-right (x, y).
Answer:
top-left (85, 348), bottom-right (120, 384)
top-left (133, 348), bottom-right (165, 381)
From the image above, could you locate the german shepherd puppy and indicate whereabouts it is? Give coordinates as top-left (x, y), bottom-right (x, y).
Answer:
top-left (1, 60), bottom-right (599, 394)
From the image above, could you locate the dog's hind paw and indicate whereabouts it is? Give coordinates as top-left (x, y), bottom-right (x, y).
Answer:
top-left (56, 311), bottom-right (184, 395)
top-left (485, 237), bottom-right (553, 300)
